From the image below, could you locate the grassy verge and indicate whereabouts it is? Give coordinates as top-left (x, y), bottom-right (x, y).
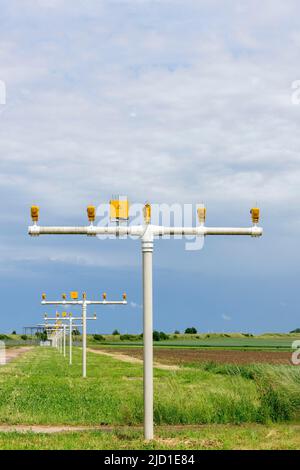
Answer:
top-left (0, 424), bottom-right (299, 450)
top-left (0, 348), bottom-right (300, 426)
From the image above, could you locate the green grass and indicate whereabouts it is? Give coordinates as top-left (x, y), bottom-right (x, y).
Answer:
top-left (0, 424), bottom-right (300, 450)
top-left (0, 347), bottom-right (300, 427)
top-left (88, 333), bottom-right (300, 351)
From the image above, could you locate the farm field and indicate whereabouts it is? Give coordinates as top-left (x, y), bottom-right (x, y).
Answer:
top-left (87, 333), bottom-right (300, 351)
top-left (0, 345), bottom-right (300, 449)
top-left (89, 346), bottom-right (294, 365)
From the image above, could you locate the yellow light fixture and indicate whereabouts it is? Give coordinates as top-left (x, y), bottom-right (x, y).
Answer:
top-left (42, 293), bottom-right (46, 300)
top-left (123, 293), bottom-right (127, 301)
top-left (31, 205), bottom-right (39, 222)
top-left (197, 206), bottom-right (206, 224)
top-left (87, 206), bottom-right (96, 223)
top-left (70, 291), bottom-right (78, 300)
top-left (62, 293), bottom-right (67, 300)
top-left (143, 203), bottom-right (151, 224)
top-left (102, 292), bottom-right (107, 300)
top-left (250, 207), bottom-right (260, 224)
top-left (109, 197), bottom-right (129, 221)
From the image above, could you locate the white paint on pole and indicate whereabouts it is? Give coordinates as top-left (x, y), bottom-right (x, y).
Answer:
top-left (0, 341), bottom-right (6, 365)
top-left (63, 325), bottom-right (66, 357)
top-left (69, 317), bottom-right (73, 365)
top-left (142, 238), bottom-right (154, 440)
top-left (82, 299), bottom-right (87, 378)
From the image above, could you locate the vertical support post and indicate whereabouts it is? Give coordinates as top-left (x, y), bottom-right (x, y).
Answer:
top-left (63, 325), bottom-right (66, 357)
top-left (82, 295), bottom-right (87, 378)
top-left (69, 317), bottom-right (73, 366)
top-left (142, 238), bottom-right (154, 440)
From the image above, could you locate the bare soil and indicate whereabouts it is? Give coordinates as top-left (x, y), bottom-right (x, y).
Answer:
top-left (4, 347), bottom-right (34, 364)
top-left (90, 347), bottom-right (295, 366)
top-left (87, 348), bottom-right (180, 370)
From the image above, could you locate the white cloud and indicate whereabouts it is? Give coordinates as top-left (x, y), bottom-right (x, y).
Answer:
top-left (130, 301), bottom-right (142, 309)
top-left (1, 0), bottom-right (300, 273)
top-left (222, 314), bottom-right (232, 321)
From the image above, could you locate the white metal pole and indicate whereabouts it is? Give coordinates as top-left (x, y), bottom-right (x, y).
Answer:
top-left (69, 317), bottom-right (73, 365)
top-left (63, 325), bottom-right (66, 357)
top-left (142, 238), bottom-right (154, 440)
top-left (82, 297), bottom-right (87, 378)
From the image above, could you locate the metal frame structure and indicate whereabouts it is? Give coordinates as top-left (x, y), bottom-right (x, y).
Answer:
top-left (29, 202), bottom-right (262, 440)
top-left (44, 314), bottom-right (90, 366)
top-left (41, 292), bottom-right (127, 377)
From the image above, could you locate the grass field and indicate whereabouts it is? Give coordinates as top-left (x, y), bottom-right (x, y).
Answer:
top-left (0, 424), bottom-right (300, 450)
top-left (88, 332), bottom-right (300, 351)
top-left (0, 346), bottom-right (299, 449)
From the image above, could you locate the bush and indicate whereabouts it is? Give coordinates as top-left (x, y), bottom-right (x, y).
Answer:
top-left (120, 334), bottom-right (141, 341)
top-left (11, 331), bottom-right (16, 335)
top-left (159, 331), bottom-right (169, 340)
top-left (112, 329), bottom-right (120, 335)
top-left (0, 334), bottom-right (9, 341)
top-left (120, 334), bottom-right (132, 341)
top-left (185, 327), bottom-right (197, 334)
top-left (174, 330), bottom-right (180, 334)
top-left (153, 331), bottom-right (169, 341)
top-left (93, 334), bottom-right (105, 342)
top-left (20, 335), bottom-right (28, 341)
top-left (153, 330), bottom-right (161, 341)
top-left (72, 329), bottom-right (80, 336)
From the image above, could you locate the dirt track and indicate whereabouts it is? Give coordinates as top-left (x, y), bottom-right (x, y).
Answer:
top-left (87, 348), bottom-right (180, 370)
top-left (3, 347), bottom-right (33, 364)
top-left (90, 347), bottom-right (295, 366)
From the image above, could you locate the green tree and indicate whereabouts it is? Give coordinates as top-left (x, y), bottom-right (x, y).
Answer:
top-left (185, 327), bottom-right (197, 334)
top-left (93, 334), bottom-right (105, 341)
top-left (112, 329), bottom-right (120, 335)
top-left (153, 330), bottom-right (160, 341)
top-left (159, 331), bottom-right (169, 340)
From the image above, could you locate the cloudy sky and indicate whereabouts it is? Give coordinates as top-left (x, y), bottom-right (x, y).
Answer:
top-left (0, 0), bottom-right (300, 334)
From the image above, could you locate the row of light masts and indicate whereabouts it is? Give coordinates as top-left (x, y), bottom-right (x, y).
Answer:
top-left (41, 291), bottom-right (127, 377)
top-left (29, 199), bottom-right (262, 440)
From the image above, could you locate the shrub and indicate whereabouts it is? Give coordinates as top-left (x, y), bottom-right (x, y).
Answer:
top-left (185, 327), bottom-right (197, 334)
top-left (153, 331), bottom-right (169, 341)
top-left (159, 331), bottom-right (169, 340)
top-left (0, 334), bottom-right (9, 340)
top-left (112, 329), bottom-right (120, 335)
top-left (290, 328), bottom-right (300, 333)
top-left (153, 331), bottom-right (161, 341)
top-left (120, 334), bottom-right (140, 341)
top-left (174, 330), bottom-right (180, 334)
top-left (20, 334), bottom-right (28, 341)
top-left (93, 334), bottom-right (105, 342)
